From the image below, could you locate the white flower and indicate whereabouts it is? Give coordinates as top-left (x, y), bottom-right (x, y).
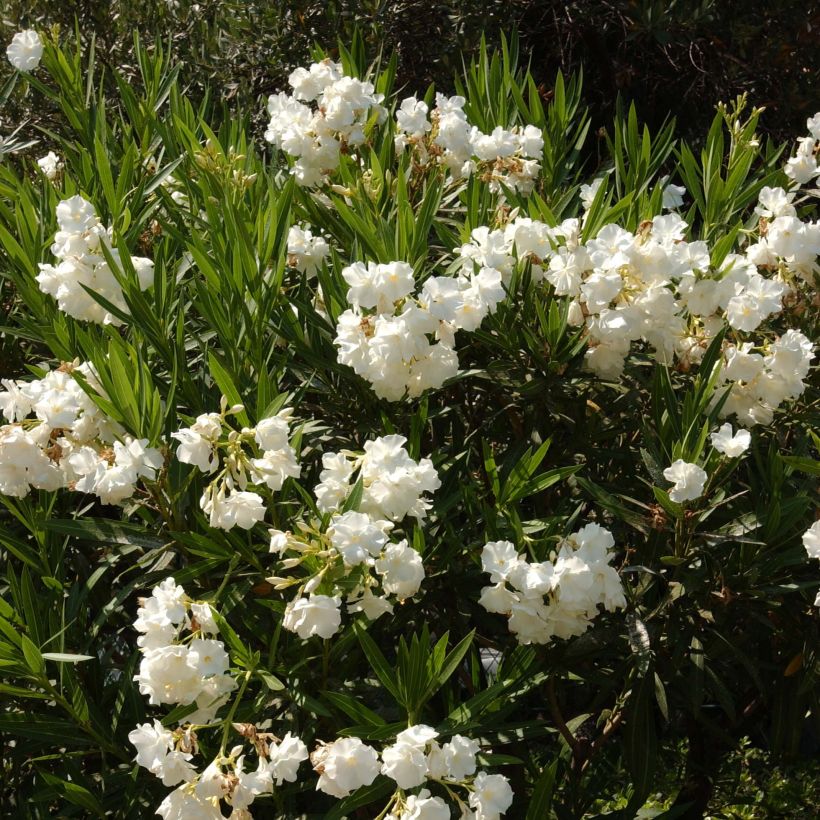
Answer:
top-left (661, 179), bottom-right (687, 210)
top-left (469, 771), bottom-right (514, 817)
top-left (128, 719), bottom-right (174, 772)
top-left (0, 425), bottom-right (64, 497)
top-left (7, 30), bottom-right (43, 71)
top-left (253, 411), bottom-right (292, 451)
top-left (477, 583), bottom-right (516, 615)
top-left (374, 541), bottom-right (425, 600)
top-left (287, 225), bottom-right (329, 276)
top-left (268, 732), bottom-right (308, 784)
top-left (328, 510), bottom-right (392, 565)
top-left (283, 595), bottom-right (342, 639)
top-left (172, 413), bottom-right (221, 472)
top-left (396, 97), bottom-right (431, 137)
top-left (580, 177), bottom-right (605, 210)
top-left (231, 756), bottom-right (273, 810)
top-left (269, 529), bottom-right (289, 554)
top-left (187, 638), bottom-right (230, 677)
top-left (438, 734), bottom-right (479, 780)
top-left (158, 750), bottom-right (197, 787)
top-left (380, 740), bottom-right (428, 789)
top-left (312, 737), bottom-right (380, 797)
top-left (135, 644), bottom-right (203, 706)
top-left (195, 760), bottom-right (231, 800)
top-left (347, 588), bottom-right (394, 620)
top-left (208, 490), bottom-right (266, 530)
top-left (663, 460), bottom-right (707, 503)
top-left (190, 602), bottom-right (218, 635)
top-left (359, 435), bottom-right (441, 521)
top-left (249, 445), bottom-right (301, 490)
top-left (342, 260), bottom-right (415, 312)
top-left (481, 541), bottom-right (522, 583)
top-left (37, 151), bottom-right (61, 180)
top-left (400, 790), bottom-right (450, 820)
top-left (157, 785), bottom-right (224, 819)
top-left (710, 423), bottom-right (751, 457)
top-left (803, 521), bottom-right (820, 560)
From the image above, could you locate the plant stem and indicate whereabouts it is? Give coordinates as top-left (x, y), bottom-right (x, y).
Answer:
top-left (219, 668), bottom-right (252, 755)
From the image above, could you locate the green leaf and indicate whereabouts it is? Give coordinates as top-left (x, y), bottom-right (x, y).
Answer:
top-left (21, 634), bottom-right (45, 676)
top-left (526, 758), bottom-right (559, 818)
top-left (322, 690), bottom-right (387, 726)
top-left (353, 621), bottom-right (401, 704)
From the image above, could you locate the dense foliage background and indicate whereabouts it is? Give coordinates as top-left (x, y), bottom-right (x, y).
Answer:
top-left (3, 1), bottom-right (818, 141)
top-left (0, 5), bottom-right (818, 820)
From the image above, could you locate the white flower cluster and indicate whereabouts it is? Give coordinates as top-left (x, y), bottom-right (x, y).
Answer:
top-left (153, 737), bottom-right (308, 819)
top-left (0, 362), bottom-right (162, 503)
top-left (716, 329), bottom-right (815, 425)
top-left (312, 726), bottom-right (513, 819)
top-left (455, 196), bottom-right (815, 424)
top-left (395, 94), bottom-right (544, 193)
top-left (6, 29), bottom-right (43, 72)
top-left (287, 224), bottom-right (330, 277)
top-left (134, 578), bottom-right (236, 723)
top-left (264, 59), bottom-right (386, 187)
top-left (314, 434), bottom-right (440, 520)
top-left (172, 402), bottom-right (300, 530)
top-left (747, 187), bottom-right (820, 285)
top-left (130, 579), bottom-right (309, 818)
top-left (37, 195), bottom-right (154, 325)
top-left (272, 435), bottom-right (439, 639)
top-left (479, 523), bottom-right (626, 644)
top-left (334, 258), bottom-right (505, 400)
top-left (784, 114), bottom-right (820, 185)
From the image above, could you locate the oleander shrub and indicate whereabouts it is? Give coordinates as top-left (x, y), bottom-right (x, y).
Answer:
top-left (0, 25), bottom-right (818, 820)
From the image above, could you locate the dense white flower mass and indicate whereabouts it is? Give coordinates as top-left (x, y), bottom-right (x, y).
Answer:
top-left (172, 403), bottom-right (300, 530)
top-left (37, 196), bottom-right (154, 324)
top-left (315, 434), bottom-right (440, 520)
top-left (311, 727), bottom-right (512, 816)
top-left (394, 93), bottom-right (543, 193)
top-left (146, 734), bottom-right (308, 817)
top-left (479, 523), bottom-right (626, 644)
top-left (7, 30), bottom-right (43, 71)
top-left (334, 257), bottom-right (505, 400)
top-left (133, 579), bottom-right (235, 721)
top-left (442, 204), bottom-right (815, 423)
top-left (264, 59), bottom-right (385, 186)
top-left (663, 460), bottom-right (708, 503)
top-left (0, 362), bottom-right (162, 502)
top-left (129, 597), bottom-right (310, 819)
top-left (271, 435), bottom-right (438, 640)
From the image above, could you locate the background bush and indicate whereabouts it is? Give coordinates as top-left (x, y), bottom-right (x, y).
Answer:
top-left (2, 0), bottom-right (818, 142)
